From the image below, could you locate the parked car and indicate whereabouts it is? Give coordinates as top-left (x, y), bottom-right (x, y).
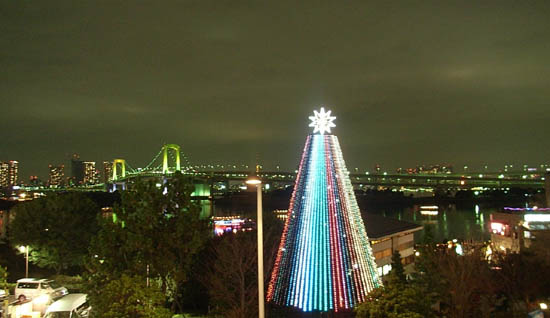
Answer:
top-left (14, 278), bottom-right (68, 302)
top-left (44, 294), bottom-right (90, 318)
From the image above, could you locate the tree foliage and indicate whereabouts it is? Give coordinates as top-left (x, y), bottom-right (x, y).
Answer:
top-left (356, 271), bottom-right (434, 318)
top-left (90, 274), bottom-right (172, 318)
top-left (9, 193), bottom-right (100, 273)
top-left (87, 173), bottom-right (211, 313)
top-left (390, 250), bottom-right (406, 284)
top-left (0, 265), bottom-right (7, 288)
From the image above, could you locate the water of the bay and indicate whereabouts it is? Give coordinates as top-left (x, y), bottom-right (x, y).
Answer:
top-left (366, 204), bottom-right (496, 243)
top-left (214, 198), bottom-right (503, 244)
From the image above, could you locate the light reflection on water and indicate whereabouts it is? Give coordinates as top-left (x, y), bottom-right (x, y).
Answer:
top-left (214, 200), bottom-right (499, 244)
top-left (366, 204), bottom-right (494, 243)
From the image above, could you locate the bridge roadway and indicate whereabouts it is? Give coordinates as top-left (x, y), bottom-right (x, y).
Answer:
top-left (29, 170), bottom-right (543, 193)
top-left (196, 170), bottom-right (545, 189)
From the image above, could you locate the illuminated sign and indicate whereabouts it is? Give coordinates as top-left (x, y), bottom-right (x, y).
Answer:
top-left (524, 214), bottom-right (550, 223)
top-left (490, 222), bottom-right (507, 235)
top-left (212, 217), bottom-right (253, 236)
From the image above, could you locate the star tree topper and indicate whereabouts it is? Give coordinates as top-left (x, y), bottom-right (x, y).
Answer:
top-left (309, 107), bottom-right (336, 134)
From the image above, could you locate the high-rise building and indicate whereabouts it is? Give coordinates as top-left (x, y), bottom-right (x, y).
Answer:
top-left (49, 164), bottom-right (65, 188)
top-left (0, 162), bottom-right (8, 188)
top-left (29, 176), bottom-right (41, 187)
top-left (267, 108), bottom-right (381, 313)
top-left (8, 161), bottom-right (18, 186)
top-left (71, 154), bottom-right (84, 185)
top-left (1, 161), bottom-right (18, 188)
top-left (103, 161), bottom-right (113, 183)
top-left (83, 161), bottom-right (98, 185)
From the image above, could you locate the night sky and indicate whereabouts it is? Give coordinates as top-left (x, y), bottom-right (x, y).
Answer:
top-left (2, 1), bottom-right (550, 179)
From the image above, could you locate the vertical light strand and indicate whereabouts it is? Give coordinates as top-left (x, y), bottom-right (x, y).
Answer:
top-left (332, 136), bottom-right (367, 303)
top-left (297, 134), bottom-right (321, 310)
top-left (304, 135), bottom-right (317, 311)
top-left (325, 135), bottom-right (346, 311)
top-left (329, 137), bottom-right (354, 307)
top-left (332, 135), bottom-right (382, 298)
top-left (281, 138), bottom-right (305, 305)
top-left (311, 134), bottom-right (320, 311)
top-left (268, 133), bottom-right (381, 312)
top-left (321, 135), bottom-right (331, 311)
top-left (330, 137), bottom-right (359, 304)
top-left (281, 135), bottom-right (312, 306)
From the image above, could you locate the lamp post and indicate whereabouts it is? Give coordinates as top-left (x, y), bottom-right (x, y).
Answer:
top-left (246, 175), bottom-right (264, 318)
top-left (19, 245), bottom-right (28, 278)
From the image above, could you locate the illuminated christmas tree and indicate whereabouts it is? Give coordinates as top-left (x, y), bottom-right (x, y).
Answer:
top-left (267, 108), bottom-right (382, 313)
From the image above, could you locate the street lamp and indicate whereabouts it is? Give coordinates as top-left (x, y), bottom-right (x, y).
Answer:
top-left (19, 245), bottom-right (28, 278)
top-left (246, 175), bottom-right (264, 318)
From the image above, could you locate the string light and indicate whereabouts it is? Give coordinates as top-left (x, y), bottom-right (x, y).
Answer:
top-left (267, 109), bottom-right (381, 312)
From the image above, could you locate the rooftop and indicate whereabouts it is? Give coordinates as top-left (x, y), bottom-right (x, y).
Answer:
top-left (364, 213), bottom-right (423, 239)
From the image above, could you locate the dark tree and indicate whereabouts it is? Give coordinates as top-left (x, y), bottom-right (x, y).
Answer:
top-left (356, 268), bottom-right (434, 318)
top-left (90, 274), bottom-right (172, 318)
top-left (421, 224), bottom-right (435, 245)
top-left (414, 246), bottom-right (499, 318)
top-left (390, 250), bottom-right (406, 284)
top-left (1, 265), bottom-right (7, 290)
top-left (9, 193), bottom-right (100, 273)
top-left (203, 232), bottom-right (258, 318)
top-left (493, 250), bottom-right (550, 315)
top-left (87, 173), bottom-right (211, 313)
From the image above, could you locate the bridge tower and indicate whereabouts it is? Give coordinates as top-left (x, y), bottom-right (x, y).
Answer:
top-left (162, 144), bottom-right (181, 174)
top-left (112, 159), bottom-right (126, 181)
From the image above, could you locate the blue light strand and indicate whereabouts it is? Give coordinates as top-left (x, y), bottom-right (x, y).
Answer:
top-left (268, 134), bottom-right (382, 312)
top-left (284, 136), bottom-right (312, 306)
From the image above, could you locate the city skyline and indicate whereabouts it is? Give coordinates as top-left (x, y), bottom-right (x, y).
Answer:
top-left (2, 153), bottom-right (549, 186)
top-left (3, 1), bottom-right (550, 179)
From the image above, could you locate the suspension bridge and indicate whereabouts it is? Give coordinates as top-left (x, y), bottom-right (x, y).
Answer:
top-left (110, 144), bottom-right (194, 182)
top-left (18, 143), bottom-right (543, 194)
top-left (106, 143), bottom-right (545, 191)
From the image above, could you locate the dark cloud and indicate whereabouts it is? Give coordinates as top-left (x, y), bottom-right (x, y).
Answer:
top-left (2, 0), bottom-right (550, 179)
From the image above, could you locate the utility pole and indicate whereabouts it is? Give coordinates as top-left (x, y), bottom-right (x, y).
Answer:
top-left (545, 172), bottom-right (550, 208)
